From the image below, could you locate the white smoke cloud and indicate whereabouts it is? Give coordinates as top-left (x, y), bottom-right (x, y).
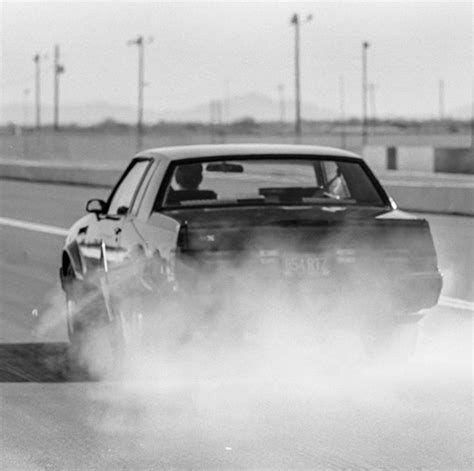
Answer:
top-left (32, 240), bottom-right (472, 468)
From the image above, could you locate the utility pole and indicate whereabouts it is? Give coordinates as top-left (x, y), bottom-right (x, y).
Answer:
top-left (362, 41), bottom-right (370, 145)
top-left (23, 88), bottom-right (30, 158)
top-left (128, 35), bottom-right (152, 150)
top-left (438, 79), bottom-right (445, 121)
top-left (290, 13), bottom-right (312, 140)
top-left (53, 44), bottom-right (65, 131)
top-left (291, 14), bottom-right (301, 138)
top-left (33, 54), bottom-right (41, 130)
top-left (369, 82), bottom-right (377, 134)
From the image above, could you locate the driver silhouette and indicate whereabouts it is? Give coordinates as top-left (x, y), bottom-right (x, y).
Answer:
top-left (175, 163), bottom-right (203, 190)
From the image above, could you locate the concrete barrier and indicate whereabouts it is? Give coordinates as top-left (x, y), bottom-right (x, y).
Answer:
top-left (363, 145), bottom-right (474, 174)
top-left (382, 182), bottom-right (474, 216)
top-left (397, 146), bottom-right (435, 172)
top-left (1, 158), bottom-right (473, 216)
top-left (361, 145), bottom-right (386, 171)
top-left (0, 158), bottom-right (122, 188)
top-left (435, 148), bottom-right (474, 173)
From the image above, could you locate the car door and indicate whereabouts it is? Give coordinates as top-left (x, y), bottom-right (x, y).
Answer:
top-left (82, 158), bottom-right (152, 274)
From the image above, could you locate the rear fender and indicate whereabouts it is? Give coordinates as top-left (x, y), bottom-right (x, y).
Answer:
top-left (61, 240), bottom-right (85, 286)
top-left (132, 212), bottom-right (181, 261)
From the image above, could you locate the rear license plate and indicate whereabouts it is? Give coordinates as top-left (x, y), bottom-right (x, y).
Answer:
top-left (282, 254), bottom-right (330, 278)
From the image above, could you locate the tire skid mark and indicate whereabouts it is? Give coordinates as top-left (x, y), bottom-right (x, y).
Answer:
top-left (0, 342), bottom-right (68, 382)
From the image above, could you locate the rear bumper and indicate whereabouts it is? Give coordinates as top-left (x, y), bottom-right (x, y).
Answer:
top-left (174, 257), bottom-right (443, 322)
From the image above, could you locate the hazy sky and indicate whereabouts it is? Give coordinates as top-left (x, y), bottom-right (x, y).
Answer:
top-left (1, 0), bottom-right (472, 119)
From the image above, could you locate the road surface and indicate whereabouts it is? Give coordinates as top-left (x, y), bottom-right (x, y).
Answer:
top-left (0, 180), bottom-right (472, 470)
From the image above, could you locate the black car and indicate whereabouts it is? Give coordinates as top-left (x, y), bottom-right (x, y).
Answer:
top-left (60, 144), bottom-right (442, 374)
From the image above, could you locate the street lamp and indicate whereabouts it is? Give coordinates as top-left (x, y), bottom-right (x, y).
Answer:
top-left (127, 35), bottom-right (153, 150)
top-left (23, 88), bottom-right (30, 158)
top-left (33, 53), bottom-right (47, 130)
top-left (438, 79), bottom-right (445, 121)
top-left (53, 44), bottom-right (65, 131)
top-left (362, 41), bottom-right (370, 145)
top-left (290, 13), bottom-right (312, 139)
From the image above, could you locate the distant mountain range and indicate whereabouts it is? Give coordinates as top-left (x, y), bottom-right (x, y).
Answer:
top-left (0, 92), bottom-right (336, 125)
top-left (1, 92), bottom-right (471, 125)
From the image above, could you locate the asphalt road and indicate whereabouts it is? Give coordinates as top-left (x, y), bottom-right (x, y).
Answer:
top-left (0, 180), bottom-right (472, 470)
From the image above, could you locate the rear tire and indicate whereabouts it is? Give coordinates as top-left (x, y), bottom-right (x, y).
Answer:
top-left (66, 313), bottom-right (125, 380)
top-left (63, 266), bottom-right (125, 380)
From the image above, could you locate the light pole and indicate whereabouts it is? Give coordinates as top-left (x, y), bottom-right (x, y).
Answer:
top-left (127, 35), bottom-right (153, 150)
top-left (368, 82), bottom-right (377, 134)
top-left (33, 54), bottom-right (42, 130)
top-left (362, 41), bottom-right (370, 145)
top-left (53, 44), bottom-right (65, 131)
top-left (290, 13), bottom-right (312, 139)
top-left (438, 79), bottom-right (445, 121)
top-left (33, 53), bottom-right (48, 130)
top-left (23, 88), bottom-right (30, 158)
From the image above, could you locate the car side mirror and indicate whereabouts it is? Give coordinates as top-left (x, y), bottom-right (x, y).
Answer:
top-left (86, 198), bottom-right (106, 216)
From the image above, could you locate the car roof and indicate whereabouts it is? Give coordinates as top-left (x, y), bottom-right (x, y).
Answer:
top-left (136, 144), bottom-right (361, 163)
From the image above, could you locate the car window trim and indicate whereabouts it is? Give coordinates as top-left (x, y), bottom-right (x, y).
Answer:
top-left (106, 157), bottom-right (153, 216)
top-left (153, 154), bottom-right (391, 211)
top-left (130, 159), bottom-right (160, 217)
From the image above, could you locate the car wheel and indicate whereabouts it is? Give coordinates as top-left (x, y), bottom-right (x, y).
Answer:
top-left (64, 282), bottom-right (125, 380)
top-left (63, 262), bottom-right (80, 340)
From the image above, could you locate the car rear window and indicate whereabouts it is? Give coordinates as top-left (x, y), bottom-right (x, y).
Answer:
top-left (160, 157), bottom-right (385, 208)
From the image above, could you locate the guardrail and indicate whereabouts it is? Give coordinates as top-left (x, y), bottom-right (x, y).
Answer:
top-left (1, 158), bottom-right (473, 216)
